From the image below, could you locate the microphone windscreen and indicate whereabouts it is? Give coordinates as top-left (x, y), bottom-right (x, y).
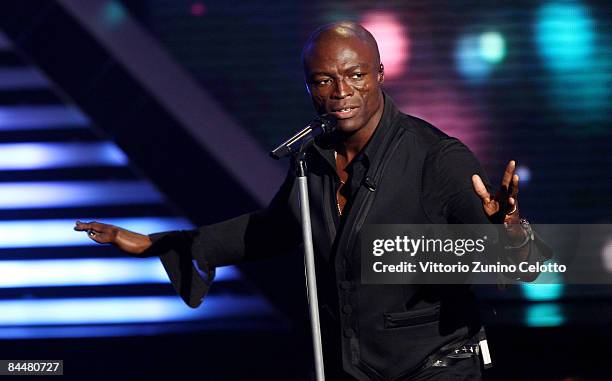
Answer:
top-left (317, 114), bottom-right (337, 133)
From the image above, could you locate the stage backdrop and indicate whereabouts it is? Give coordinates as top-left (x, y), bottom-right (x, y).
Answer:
top-left (120, 0), bottom-right (612, 322)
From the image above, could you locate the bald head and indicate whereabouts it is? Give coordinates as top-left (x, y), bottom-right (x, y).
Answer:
top-left (301, 21), bottom-right (381, 69)
top-left (301, 21), bottom-right (385, 138)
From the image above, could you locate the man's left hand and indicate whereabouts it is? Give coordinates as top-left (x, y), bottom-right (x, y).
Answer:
top-left (472, 160), bottom-right (526, 245)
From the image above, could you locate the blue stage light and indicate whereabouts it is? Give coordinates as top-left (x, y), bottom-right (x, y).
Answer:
top-left (0, 321), bottom-right (285, 340)
top-left (0, 295), bottom-right (274, 327)
top-left (0, 181), bottom-right (162, 209)
top-left (456, 34), bottom-right (491, 82)
top-left (0, 106), bottom-right (88, 130)
top-left (479, 32), bottom-right (506, 64)
top-left (521, 283), bottom-right (564, 301)
top-left (0, 68), bottom-right (47, 90)
top-left (0, 258), bottom-right (238, 288)
top-left (0, 142), bottom-right (128, 170)
top-left (525, 303), bottom-right (565, 327)
top-left (520, 269), bottom-right (564, 301)
top-left (0, 217), bottom-right (193, 248)
top-left (515, 165), bottom-right (532, 184)
top-left (456, 34), bottom-right (500, 82)
top-left (535, 1), bottom-right (595, 73)
top-left (456, 30), bottom-right (507, 82)
top-left (102, 1), bottom-right (127, 26)
top-left (535, 1), bottom-right (609, 126)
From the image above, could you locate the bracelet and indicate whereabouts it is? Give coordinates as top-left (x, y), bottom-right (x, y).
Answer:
top-left (504, 218), bottom-right (534, 250)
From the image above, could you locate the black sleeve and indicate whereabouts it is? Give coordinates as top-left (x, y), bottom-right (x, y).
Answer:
top-left (143, 166), bottom-right (302, 307)
top-left (422, 138), bottom-right (552, 281)
top-left (421, 137), bottom-right (491, 224)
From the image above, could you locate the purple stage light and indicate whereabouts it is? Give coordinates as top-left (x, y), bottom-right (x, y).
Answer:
top-left (190, 2), bottom-right (206, 17)
top-left (398, 85), bottom-right (491, 160)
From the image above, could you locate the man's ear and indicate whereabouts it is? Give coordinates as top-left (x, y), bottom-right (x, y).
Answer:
top-left (378, 63), bottom-right (385, 84)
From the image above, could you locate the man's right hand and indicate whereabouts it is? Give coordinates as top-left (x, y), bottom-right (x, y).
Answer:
top-left (73, 220), bottom-right (152, 256)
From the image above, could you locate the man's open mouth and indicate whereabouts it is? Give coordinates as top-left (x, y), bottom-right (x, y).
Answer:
top-left (330, 107), bottom-right (359, 118)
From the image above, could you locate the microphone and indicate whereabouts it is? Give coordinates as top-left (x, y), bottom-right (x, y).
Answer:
top-left (269, 114), bottom-right (337, 160)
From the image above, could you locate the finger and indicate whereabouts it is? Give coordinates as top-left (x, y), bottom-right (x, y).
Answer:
top-left (74, 221), bottom-right (101, 232)
top-left (79, 221), bottom-right (108, 231)
top-left (500, 160), bottom-right (516, 191)
top-left (511, 174), bottom-right (519, 199)
top-left (75, 221), bottom-right (111, 236)
top-left (472, 174), bottom-right (490, 203)
top-left (506, 195), bottom-right (520, 217)
top-left (74, 221), bottom-right (93, 231)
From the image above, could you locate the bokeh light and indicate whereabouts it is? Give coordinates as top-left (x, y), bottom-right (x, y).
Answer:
top-left (521, 283), bottom-right (564, 302)
top-left (521, 270), bottom-right (564, 301)
top-left (479, 31), bottom-right (506, 64)
top-left (516, 165), bottom-right (532, 184)
top-left (525, 303), bottom-right (565, 327)
top-left (456, 31), bottom-right (506, 82)
top-left (190, 2), bottom-right (206, 17)
top-left (360, 11), bottom-right (410, 80)
top-left (535, 1), bottom-right (611, 127)
top-left (102, 1), bottom-right (127, 27)
top-left (456, 34), bottom-right (491, 82)
top-left (398, 84), bottom-right (491, 160)
top-left (535, 1), bottom-right (595, 73)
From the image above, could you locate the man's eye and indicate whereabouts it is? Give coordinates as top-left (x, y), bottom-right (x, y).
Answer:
top-left (351, 73), bottom-right (364, 79)
top-left (316, 79), bottom-right (331, 85)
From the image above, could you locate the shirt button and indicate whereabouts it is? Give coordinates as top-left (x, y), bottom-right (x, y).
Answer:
top-left (340, 281), bottom-right (351, 291)
top-left (343, 328), bottom-right (355, 338)
top-left (342, 305), bottom-right (353, 315)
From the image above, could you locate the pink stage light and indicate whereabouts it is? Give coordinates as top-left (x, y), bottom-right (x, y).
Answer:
top-left (360, 11), bottom-right (410, 80)
top-left (190, 2), bottom-right (206, 17)
top-left (395, 84), bottom-right (491, 160)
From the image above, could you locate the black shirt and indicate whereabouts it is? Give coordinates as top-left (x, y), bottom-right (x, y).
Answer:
top-left (147, 93), bottom-right (551, 381)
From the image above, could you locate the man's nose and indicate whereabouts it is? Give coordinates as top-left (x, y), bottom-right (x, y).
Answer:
top-left (332, 78), bottom-right (352, 99)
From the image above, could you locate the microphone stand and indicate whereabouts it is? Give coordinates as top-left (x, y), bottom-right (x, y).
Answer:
top-left (294, 137), bottom-right (325, 381)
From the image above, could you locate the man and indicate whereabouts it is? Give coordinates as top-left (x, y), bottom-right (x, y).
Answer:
top-left (75, 22), bottom-right (550, 380)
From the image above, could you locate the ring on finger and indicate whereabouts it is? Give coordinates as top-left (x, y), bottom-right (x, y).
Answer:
top-left (506, 204), bottom-right (517, 215)
top-left (88, 230), bottom-right (96, 237)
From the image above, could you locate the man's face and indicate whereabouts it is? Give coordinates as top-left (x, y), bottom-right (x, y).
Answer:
top-left (303, 36), bottom-right (384, 134)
